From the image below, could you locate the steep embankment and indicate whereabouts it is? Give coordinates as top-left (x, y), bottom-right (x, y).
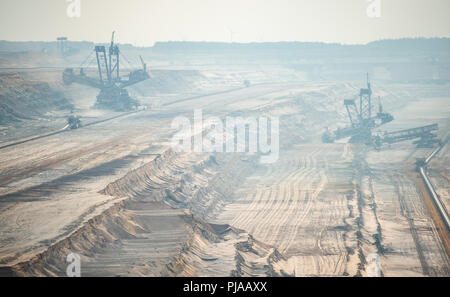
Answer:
top-left (8, 149), bottom-right (290, 276)
top-left (0, 72), bottom-right (72, 125)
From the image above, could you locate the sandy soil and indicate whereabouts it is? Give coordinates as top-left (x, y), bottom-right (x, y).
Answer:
top-left (0, 68), bottom-right (448, 276)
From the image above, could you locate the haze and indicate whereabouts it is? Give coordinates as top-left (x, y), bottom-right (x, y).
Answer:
top-left (0, 0), bottom-right (450, 46)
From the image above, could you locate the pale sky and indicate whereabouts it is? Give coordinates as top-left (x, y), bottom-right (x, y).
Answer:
top-left (0, 0), bottom-right (449, 46)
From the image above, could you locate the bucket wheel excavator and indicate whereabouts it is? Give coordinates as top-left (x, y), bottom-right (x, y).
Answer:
top-left (322, 74), bottom-right (394, 144)
top-left (63, 32), bottom-right (150, 111)
top-left (322, 74), bottom-right (439, 148)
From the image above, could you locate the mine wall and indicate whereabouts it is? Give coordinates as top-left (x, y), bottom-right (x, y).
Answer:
top-left (8, 149), bottom-right (292, 276)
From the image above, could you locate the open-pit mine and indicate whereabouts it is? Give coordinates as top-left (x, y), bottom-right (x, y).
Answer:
top-left (0, 36), bottom-right (449, 278)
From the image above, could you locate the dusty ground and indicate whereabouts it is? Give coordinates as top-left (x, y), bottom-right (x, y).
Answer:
top-left (0, 67), bottom-right (449, 276)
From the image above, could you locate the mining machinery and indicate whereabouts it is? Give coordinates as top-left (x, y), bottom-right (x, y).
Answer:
top-left (373, 124), bottom-right (440, 148)
top-left (322, 74), bottom-right (394, 144)
top-left (322, 74), bottom-right (439, 148)
top-left (63, 32), bottom-right (150, 111)
top-left (67, 115), bottom-right (81, 129)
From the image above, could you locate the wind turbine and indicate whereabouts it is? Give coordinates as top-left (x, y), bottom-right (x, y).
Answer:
top-left (227, 27), bottom-right (236, 43)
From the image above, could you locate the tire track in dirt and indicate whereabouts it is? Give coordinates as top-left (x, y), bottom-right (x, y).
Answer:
top-left (278, 148), bottom-right (325, 253)
top-left (282, 170), bottom-right (327, 253)
top-left (394, 174), bottom-right (429, 275)
top-left (214, 145), bottom-right (354, 276)
top-left (230, 148), bottom-right (322, 248)
top-left (230, 155), bottom-right (306, 231)
top-left (253, 150), bottom-right (321, 243)
top-left (396, 172), bottom-right (450, 276)
top-left (214, 145), bottom-right (352, 275)
top-left (254, 165), bottom-right (315, 246)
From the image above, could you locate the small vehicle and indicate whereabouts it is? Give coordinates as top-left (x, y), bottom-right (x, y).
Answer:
top-left (67, 115), bottom-right (81, 129)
